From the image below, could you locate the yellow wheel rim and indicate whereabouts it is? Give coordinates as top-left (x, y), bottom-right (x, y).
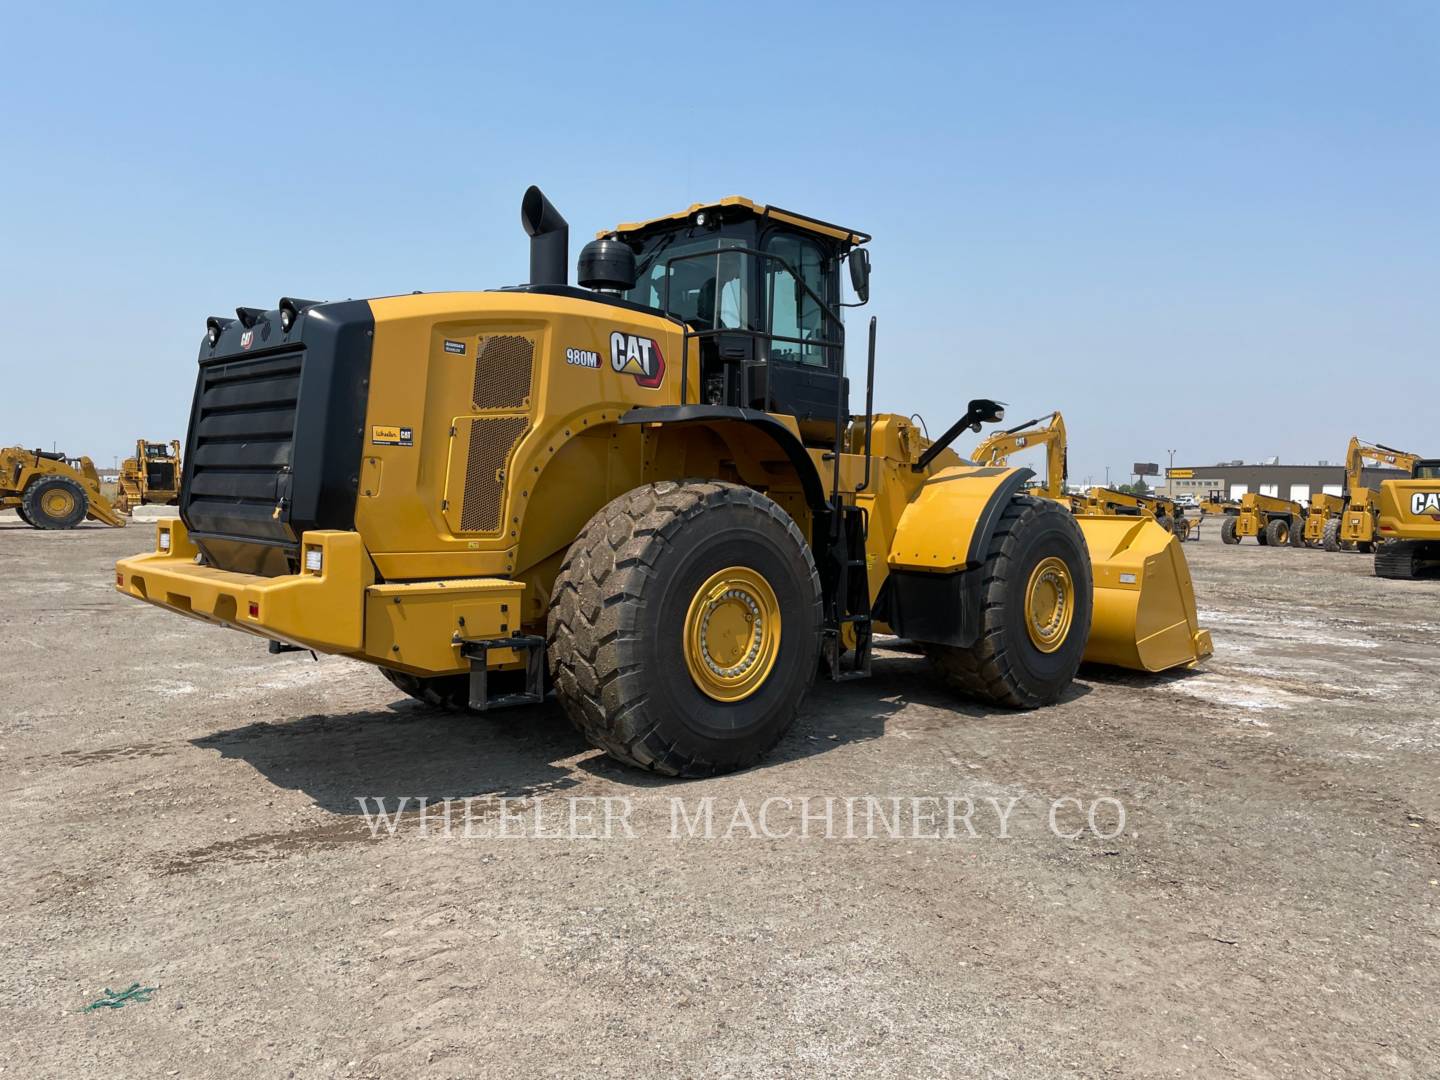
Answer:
top-left (1024, 556), bottom-right (1075, 653)
top-left (683, 566), bottom-right (782, 702)
top-left (40, 488), bottom-right (76, 518)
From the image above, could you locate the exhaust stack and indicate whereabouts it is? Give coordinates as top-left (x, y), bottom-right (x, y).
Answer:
top-left (521, 186), bottom-right (569, 286)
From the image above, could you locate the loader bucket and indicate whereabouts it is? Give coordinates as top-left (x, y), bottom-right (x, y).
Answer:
top-left (1075, 515), bottom-right (1212, 672)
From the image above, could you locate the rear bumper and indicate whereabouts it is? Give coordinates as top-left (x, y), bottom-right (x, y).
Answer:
top-left (115, 519), bottom-right (525, 673)
top-left (116, 519), bottom-right (373, 652)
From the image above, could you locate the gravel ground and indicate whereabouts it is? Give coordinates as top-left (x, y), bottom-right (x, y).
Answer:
top-left (2, 511), bottom-right (1438, 1079)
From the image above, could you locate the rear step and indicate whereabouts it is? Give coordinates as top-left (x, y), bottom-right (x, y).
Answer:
top-left (460, 634), bottom-right (547, 710)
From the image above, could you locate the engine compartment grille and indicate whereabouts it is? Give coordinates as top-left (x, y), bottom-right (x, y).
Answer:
top-left (185, 349), bottom-right (303, 543)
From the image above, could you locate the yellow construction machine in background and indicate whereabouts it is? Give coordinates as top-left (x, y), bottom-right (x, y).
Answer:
top-left (970, 411), bottom-right (1069, 500)
top-left (1321, 438), bottom-right (1421, 553)
top-left (1076, 487), bottom-right (1195, 541)
top-left (2, 446), bottom-right (125, 529)
top-left (1372, 457), bottom-right (1440, 579)
top-left (1219, 492), bottom-right (1305, 547)
top-left (117, 438), bottom-right (182, 513)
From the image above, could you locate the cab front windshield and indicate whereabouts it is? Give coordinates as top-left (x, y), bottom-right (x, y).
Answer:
top-left (1414, 461), bottom-right (1440, 479)
top-left (622, 228), bottom-right (837, 368)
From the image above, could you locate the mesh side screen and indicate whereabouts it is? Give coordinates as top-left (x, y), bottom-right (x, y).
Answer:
top-left (472, 335), bottom-right (534, 411)
top-left (460, 416), bottom-right (530, 533)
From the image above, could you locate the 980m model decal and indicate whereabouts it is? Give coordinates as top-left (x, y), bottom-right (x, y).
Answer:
top-left (565, 346), bottom-right (600, 368)
top-left (610, 331), bottom-right (665, 388)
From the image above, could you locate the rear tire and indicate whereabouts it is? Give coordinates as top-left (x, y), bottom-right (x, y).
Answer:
top-left (22, 476), bottom-right (88, 529)
top-left (15, 501), bottom-right (34, 526)
top-left (1220, 515), bottom-right (1239, 545)
top-left (1289, 520), bottom-right (1307, 547)
top-left (926, 496), bottom-right (1093, 709)
top-left (548, 480), bottom-right (822, 777)
top-left (1356, 541), bottom-right (1374, 554)
top-left (1322, 517), bottom-right (1340, 552)
top-left (379, 668), bottom-right (469, 710)
top-left (379, 666), bottom-right (536, 711)
top-left (1263, 518), bottom-right (1290, 547)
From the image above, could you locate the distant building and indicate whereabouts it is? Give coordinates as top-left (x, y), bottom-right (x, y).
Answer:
top-left (1161, 463), bottom-right (1407, 505)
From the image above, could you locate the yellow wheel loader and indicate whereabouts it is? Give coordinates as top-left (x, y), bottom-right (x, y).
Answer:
top-left (2, 446), bottom-right (125, 530)
top-left (1322, 437), bottom-right (1421, 553)
top-left (1219, 492), bottom-right (1306, 548)
top-left (116, 438), bottom-right (182, 513)
top-left (1372, 458), bottom-right (1440, 579)
top-left (116, 188), bottom-right (1210, 776)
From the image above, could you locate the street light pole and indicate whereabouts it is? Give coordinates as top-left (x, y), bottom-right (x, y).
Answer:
top-left (1166, 448), bottom-right (1177, 497)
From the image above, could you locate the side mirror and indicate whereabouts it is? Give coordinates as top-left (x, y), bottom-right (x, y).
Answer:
top-left (848, 248), bottom-right (871, 304)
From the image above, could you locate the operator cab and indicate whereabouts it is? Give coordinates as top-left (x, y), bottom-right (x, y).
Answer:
top-left (1412, 460), bottom-right (1440, 479)
top-left (585, 198), bottom-right (871, 446)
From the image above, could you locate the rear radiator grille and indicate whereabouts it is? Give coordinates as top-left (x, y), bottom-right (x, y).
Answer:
top-left (460, 416), bottom-right (530, 533)
top-left (472, 335), bottom-right (534, 411)
top-left (185, 349), bottom-right (302, 537)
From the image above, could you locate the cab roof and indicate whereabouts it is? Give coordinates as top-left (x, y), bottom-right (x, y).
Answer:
top-left (602, 196), bottom-right (871, 248)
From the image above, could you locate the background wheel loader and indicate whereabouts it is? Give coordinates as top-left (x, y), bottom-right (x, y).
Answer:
top-left (116, 187), bottom-right (1210, 777)
top-left (116, 439), bottom-right (182, 513)
top-left (1219, 492), bottom-right (1305, 548)
top-left (1372, 458), bottom-right (1440, 579)
top-left (2, 446), bottom-right (125, 529)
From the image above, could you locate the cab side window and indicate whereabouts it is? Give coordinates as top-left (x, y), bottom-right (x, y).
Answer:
top-left (765, 233), bottom-right (833, 367)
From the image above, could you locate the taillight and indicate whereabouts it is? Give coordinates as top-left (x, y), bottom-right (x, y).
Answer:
top-left (248, 601), bottom-right (260, 618)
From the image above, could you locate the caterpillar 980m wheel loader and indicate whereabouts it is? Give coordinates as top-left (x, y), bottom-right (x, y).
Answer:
top-left (116, 187), bottom-right (1210, 777)
top-left (1372, 458), bottom-right (1440, 579)
top-left (2, 446), bottom-right (125, 529)
top-left (116, 439), bottom-right (182, 513)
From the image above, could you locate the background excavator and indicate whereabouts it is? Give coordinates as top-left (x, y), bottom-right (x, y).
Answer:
top-left (969, 411), bottom-right (1068, 500)
top-left (1373, 457), bottom-right (1440, 578)
top-left (1323, 437), bottom-right (1421, 553)
top-left (2, 446), bottom-right (125, 529)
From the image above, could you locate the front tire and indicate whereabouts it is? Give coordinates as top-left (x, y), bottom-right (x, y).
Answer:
top-left (548, 481), bottom-right (822, 777)
top-left (1220, 515), bottom-right (1239, 545)
top-left (22, 476), bottom-right (88, 529)
top-left (1264, 518), bottom-right (1292, 547)
top-left (926, 495), bottom-right (1093, 709)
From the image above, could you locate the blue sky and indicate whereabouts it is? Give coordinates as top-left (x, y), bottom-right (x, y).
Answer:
top-left (2, 1), bottom-right (1436, 483)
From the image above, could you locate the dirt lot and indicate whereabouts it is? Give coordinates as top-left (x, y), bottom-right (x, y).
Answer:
top-left (2, 512), bottom-right (1438, 1079)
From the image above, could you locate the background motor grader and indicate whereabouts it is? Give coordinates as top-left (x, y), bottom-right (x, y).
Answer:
top-left (2, 446), bottom-right (125, 529)
top-left (116, 438), bottom-right (182, 513)
top-left (116, 187), bottom-right (1210, 776)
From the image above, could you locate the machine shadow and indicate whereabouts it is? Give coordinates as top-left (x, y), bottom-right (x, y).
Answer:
top-left (193, 649), bottom-right (1091, 810)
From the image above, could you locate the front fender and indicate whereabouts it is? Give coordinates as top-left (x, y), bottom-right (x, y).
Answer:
top-left (887, 465), bottom-right (1034, 573)
top-left (877, 465), bottom-right (1033, 648)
